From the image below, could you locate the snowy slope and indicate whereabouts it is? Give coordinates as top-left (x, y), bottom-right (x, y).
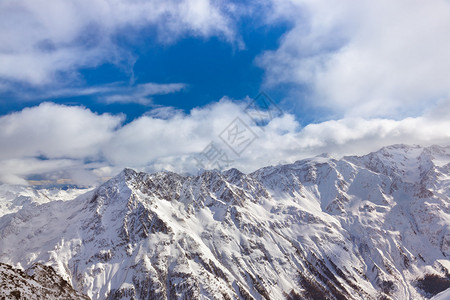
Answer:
top-left (0, 144), bottom-right (449, 299)
top-left (431, 288), bottom-right (450, 300)
top-left (0, 184), bottom-right (92, 217)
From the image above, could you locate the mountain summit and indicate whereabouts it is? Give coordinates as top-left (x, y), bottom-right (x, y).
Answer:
top-left (1, 144), bottom-right (449, 299)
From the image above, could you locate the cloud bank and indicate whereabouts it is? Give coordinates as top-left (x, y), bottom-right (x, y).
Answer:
top-left (1, 100), bottom-right (449, 185)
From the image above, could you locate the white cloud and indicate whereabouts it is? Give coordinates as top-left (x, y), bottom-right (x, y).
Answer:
top-left (0, 0), bottom-right (235, 88)
top-left (2, 1), bottom-right (449, 185)
top-left (0, 158), bottom-right (77, 185)
top-left (103, 99), bottom-right (244, 167)
top-left (7, 81), bottom-right (187, 105)
top-left (3, 0), bottom-right (448, 119)
top-left (0, 100), bottom-right (449, 185)
top-left (258, 0), bottom-right (450, 118)
top-left (100, 82), bottom-right (187, 105)
top-left (0, 102), bottom-right (123, 160)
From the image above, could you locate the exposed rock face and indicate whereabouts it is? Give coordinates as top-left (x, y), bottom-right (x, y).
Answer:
top-left (0, 262), bottom-right (90, 299)
top-left (0, 144), bottom-right (449, 299)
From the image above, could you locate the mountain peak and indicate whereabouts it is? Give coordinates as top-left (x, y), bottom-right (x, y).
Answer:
top-left (119, 167), bottom-right (139, 181)
top-left (1, 144), bottom-right (450, 299)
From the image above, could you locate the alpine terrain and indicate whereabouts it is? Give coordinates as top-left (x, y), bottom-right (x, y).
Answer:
top-left (0, 144), bottom-right (449, 300)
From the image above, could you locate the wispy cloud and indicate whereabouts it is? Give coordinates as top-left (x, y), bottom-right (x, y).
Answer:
top-left (5, 81), bottom-right (187, 105)
top-left (99, 83), bottom-right (187, 105)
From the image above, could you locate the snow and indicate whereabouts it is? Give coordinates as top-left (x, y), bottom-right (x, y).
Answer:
top-left (0, 144), bottom-right (449, 299)
top-left (0, 184), bottom-right (92, 217)
top-left (431, 288), bottom-right (450, 300)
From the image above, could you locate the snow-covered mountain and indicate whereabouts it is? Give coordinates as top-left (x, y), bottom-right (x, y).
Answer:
top-left (0, 144), bottom-right (449, 299)
top-left (0, 184), bottom-right (92, 216)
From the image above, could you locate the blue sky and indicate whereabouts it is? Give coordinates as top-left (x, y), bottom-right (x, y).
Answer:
top-left (0, 22), bottom-right (290, 122)
top-left (1, 0), bottom-right (450, 185)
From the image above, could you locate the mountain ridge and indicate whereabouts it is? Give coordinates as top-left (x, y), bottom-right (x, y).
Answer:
top-left (0, 144), bottom-right (449, 299)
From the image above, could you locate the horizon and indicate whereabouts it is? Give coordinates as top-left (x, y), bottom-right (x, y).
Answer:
top-left (9, 143), bottom-right (450, 187)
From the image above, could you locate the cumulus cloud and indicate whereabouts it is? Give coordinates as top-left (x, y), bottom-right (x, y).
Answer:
top-left (258, 0), bottom-right (450, 118)
top-left (0, 102), bottom-right (123, 160)
top-left (103, 99), bottom-right (248, 168)
top-left (1, 100), bottom-right (450, 185)
top-left (0, 0), bottom-right (235, 88)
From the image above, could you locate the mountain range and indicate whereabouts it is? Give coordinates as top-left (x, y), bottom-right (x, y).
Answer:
top-left (1, 144), bottom-right (449, 299)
